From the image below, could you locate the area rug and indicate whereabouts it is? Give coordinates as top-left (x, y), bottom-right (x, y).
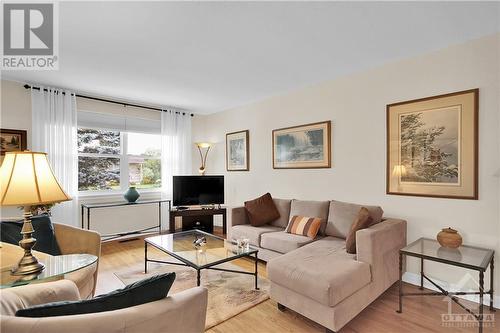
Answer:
top-left (114, 261), bottom-right (270, 329)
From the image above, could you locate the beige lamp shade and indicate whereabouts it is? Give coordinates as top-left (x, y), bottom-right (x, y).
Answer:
top-left (0, 151), bottom-right (71, 206)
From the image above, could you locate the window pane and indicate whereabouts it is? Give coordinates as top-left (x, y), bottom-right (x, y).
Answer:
top-left (77, 128), bottom-right (121, 155)
top-left (127, 132), bottom-right (161, 157)
top-left (129, 158), bottom-right (161, 189)
top-left (78, 156), bottom-right (120, 191)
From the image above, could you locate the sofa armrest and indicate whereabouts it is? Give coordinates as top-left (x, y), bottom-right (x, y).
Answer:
top-left (53, 223), bottom-right (101, 258)
top-left (356, 218), bottom-right (407, 290)
top-left (229, 206), bottom-right (249, 227)
top-left (1, 287), bottom-right (208, 333)
top-left (0, 280), bottom-right (80, 316)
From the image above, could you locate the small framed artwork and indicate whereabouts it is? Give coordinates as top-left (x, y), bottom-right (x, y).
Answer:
top-left (0, 129), bottom-right (27, 155)
top-left (387, 89), bottom-right (478, 200)
top-left (226, 130), bottom-right (249, 171)
top-left (273, 121), bottom-right (331, 169)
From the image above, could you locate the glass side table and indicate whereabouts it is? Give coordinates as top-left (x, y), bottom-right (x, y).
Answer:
top-left (397, 237), bottom-right (495, 333)
top-left (1, 253), bottom-right (97, 289)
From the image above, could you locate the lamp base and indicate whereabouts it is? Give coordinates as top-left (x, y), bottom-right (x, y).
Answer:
top-left (11, 256), bottom-right (45, 276)
top-left (11, 206), bottom-right (45, 276)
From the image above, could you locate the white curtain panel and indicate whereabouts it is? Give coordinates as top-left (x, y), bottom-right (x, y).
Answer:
top-left (161, 111), bottom-right (192, 199)
top-left (31, 87), bottom-right (78, 226)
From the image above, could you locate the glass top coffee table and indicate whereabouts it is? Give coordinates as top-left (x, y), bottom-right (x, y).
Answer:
top-left (144, 230), bottom-right (259, 289)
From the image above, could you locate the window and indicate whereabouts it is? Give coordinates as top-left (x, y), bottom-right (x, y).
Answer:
top-left (127, 132), bottom-right (161, 189)
top-left (77, 128), bottom-right (161, 193)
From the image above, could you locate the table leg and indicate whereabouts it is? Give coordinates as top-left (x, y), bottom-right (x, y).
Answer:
top-left (254, 252), bottom-right (259, 290)
top-left (144, 242), bottom-right (148, 274)
top-left (87, 208), bottom-right (91, 230)
top-left (397, 252), bottom-right (403, 313)
top-left (197, 269), bottom-right (201, 286)
top-left (490, 256), bottom-right (495, 311)
top-left (479, 270), bottom-right (484, 333)
top-left (158, 202), bottom-right (162, 233)
top-left (420, 257), bottom-right (424, 290)
top-left (222, 211), bottom-right (227, 235)
top-left (81, 205), bottom-right (84, 229)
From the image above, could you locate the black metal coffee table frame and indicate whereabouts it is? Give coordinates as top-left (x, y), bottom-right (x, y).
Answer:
top-left (144, 230), bottom-right (259, 289)
top-left (397, 237), bottom-right (495, 333)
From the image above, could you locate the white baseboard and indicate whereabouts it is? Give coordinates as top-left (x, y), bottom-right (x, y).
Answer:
top-left (403, 272), bottom-right (499, 309)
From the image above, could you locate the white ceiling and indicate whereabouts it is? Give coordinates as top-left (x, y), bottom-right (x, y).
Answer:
top-left (2, 1), bottom-right (499, 114)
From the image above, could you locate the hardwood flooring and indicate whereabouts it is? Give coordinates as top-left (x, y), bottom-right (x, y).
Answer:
top-left (97, 229), bottom-right (498, 333)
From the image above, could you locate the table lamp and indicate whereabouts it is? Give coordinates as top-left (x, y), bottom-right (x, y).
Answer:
top-left (0, 151), bottom-right (71, 276)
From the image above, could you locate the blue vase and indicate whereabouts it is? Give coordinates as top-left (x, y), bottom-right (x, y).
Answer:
top-left (124, 187), bottom-right (140, 203)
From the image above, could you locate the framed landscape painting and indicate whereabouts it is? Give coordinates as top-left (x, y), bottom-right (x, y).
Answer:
top-left (226, 130), bottom-right (249, 171)
top-left (0, 129), bottom-right (27, 155)
top-left (273, 121), bottom-right (331, 169)
top-left (387, 89), bottom-right (478, 199)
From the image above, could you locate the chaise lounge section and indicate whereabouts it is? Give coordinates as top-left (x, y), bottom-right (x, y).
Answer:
top-left (228, 198), bottom-right (407, 332)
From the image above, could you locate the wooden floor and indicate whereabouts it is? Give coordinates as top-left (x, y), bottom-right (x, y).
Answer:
top-left (97, 229), bottom-right (498, 333)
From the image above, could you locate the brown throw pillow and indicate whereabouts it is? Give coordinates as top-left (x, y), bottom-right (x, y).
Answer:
top-left (244, 193), bottom-right (280, 227)
top-left (345, 207), bottom-right (373, 254)
top-left (286, 216), bottom-right (322, 239)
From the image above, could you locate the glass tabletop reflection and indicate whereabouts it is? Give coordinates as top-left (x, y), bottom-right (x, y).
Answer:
top-left (145, 230), bottom-right (257, 269)
top-left (1, 253), bottom-right (98, 288)
top-left (401, 238), bottom-right (494, 270)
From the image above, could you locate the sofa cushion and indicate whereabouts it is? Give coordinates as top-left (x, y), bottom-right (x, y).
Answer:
top-left (269, 198), bottom-right (291, 228)
top-left (345, 207), bottom-right (373, 254)
top-left (261, 231), bottom-right (315, 254)
top-left (326, 200), bottom-right (383, 239)
top-left (230, 224), bottom-right (283, 246)
top-left (289, 200), bottom-right (330, 235)
top-left (244, 193), bottom-right (281, 227)
top-left (267, 237), bottom-right (371, 307)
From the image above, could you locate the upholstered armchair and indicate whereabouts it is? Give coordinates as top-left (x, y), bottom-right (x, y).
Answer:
top-left (0, 280), bottom-right (208, 333)
top-left (53, 223), bottom-right (101, 299)
top-left (1, 222), bottom-right (101, 299)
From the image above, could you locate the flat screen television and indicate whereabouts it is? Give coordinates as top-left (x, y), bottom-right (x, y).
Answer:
top-left (173, 175), bottom-right (224, 207)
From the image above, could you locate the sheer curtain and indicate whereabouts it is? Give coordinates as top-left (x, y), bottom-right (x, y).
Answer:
top-left (31, 87), bottom-right (78, 226)
top-left (161, 111), bottom-right (192, 199)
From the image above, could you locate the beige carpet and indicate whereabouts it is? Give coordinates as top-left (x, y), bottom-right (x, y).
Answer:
top-left (115, 261), bottom-right (270, 329)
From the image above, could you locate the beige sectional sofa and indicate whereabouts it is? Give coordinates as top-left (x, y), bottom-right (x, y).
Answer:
top-left (228, 198), bottom-right (407, 333)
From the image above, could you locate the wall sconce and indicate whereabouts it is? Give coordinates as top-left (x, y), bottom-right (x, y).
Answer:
top-left (196, 142), bottom-right (212, 175)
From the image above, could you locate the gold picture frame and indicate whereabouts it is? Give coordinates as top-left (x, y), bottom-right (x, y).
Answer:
top-left (387, 89), bottom-right (478, 199)
top-left (273, 121), bottom-right (331, 169)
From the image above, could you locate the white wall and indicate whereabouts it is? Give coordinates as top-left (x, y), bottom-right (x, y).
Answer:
top-left (192, 34), bottom-right (500, 298)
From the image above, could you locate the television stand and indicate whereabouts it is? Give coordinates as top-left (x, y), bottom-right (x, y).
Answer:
top-left (176, 206), bottom-right (189, 210)
top-left (169, 207), bottom-right (227, 235)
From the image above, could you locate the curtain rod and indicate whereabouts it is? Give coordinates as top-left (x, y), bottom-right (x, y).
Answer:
top-left (23, 84), bottom-right (194, 117)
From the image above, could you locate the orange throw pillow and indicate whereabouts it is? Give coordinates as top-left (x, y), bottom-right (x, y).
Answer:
top-left (286, 216), bottom-right (322, 239)
top-left (346, 207), bottom-right (373, 254)
top-left (244, 193), bottom-right (280, 227)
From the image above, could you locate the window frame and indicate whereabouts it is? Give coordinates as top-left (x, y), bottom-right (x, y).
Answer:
top-left (77, 127), bottom-right (162, 196)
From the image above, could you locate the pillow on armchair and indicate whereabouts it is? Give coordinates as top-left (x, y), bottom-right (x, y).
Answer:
top-left (16, 272), bottom-right (176, 317)
top-left (1, 215), bottom-right (61, 255)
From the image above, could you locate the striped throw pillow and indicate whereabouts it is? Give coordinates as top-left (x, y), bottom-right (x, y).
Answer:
top-left (285, 216), bottom-right (322, 238)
